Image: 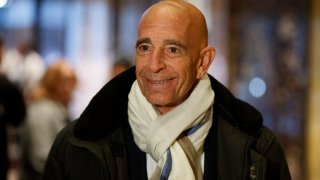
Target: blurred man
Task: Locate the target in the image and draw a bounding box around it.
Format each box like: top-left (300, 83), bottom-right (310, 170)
top-left (43, 1), bottom-right (291, 179)
top-left (111, 58), bottom-right (132, 78)
top-left (0, 37), bottom-right (26, 180)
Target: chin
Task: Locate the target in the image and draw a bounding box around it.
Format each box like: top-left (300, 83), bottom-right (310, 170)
top-left (146, 95), bottom-right (169, 106)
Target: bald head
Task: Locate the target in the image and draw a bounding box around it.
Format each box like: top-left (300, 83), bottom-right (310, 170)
top-left (135, 0), bottom-right (215, 114)
top-left (138, 0), bottom-right (208, 47)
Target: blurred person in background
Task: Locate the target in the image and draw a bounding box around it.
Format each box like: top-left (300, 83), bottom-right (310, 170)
top-left (20, 60), bottom-right (77, 180)
top-left (43, 0), bottom-right (291, 179)
top-left (111, 57), bottom-right (133, 78)
top-left (0, 40), bottom-right (45, 102)
top-left (0, 37), bottom-right (26, 180)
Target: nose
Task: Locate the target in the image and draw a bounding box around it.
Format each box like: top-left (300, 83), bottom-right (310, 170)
top-left (149, 49), bottom-right (166, 73)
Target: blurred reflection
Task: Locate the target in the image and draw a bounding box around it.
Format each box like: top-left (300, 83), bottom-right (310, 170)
top-left (0, 41), bottom-right (45, 102)
top-left (230, 1), bottom-right (308, 179)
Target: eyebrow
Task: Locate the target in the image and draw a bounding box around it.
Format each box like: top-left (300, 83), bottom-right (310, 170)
top-left (135, 38), bottom-right (151, 48)
top-left (163, 39), bottom-right (188, 51)
top-left (135, 38), bottom-right (188, 51)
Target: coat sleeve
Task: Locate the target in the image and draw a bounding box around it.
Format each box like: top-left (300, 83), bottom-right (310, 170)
top-left (42, 121), bottom-right (111, 180)
top-left (42, 124), bottom-right (70, 180)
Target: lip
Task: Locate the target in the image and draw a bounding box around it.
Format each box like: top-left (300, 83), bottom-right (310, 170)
top-left (146, 76), bottom-right (176, 84)
top-left (148, 79), bottom-right (171, 84)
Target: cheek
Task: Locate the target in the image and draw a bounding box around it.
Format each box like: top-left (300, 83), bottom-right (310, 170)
top-left (177, 76), bottom-right (192, 95)
top-left (135, 57), bottom-right (146, 73)
top-left (177, 68), bottom-right (198, 94)
top-left (135, 62), bottom-right (143, 74)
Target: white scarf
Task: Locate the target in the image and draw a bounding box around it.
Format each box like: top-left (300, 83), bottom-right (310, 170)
top-left (128, 74), bottom-right (214, 180)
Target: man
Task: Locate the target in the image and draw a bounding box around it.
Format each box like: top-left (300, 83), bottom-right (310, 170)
top-left (43, 0), bottom-right (291, 179)
top-left (0, 37), bottom-right (26, 180)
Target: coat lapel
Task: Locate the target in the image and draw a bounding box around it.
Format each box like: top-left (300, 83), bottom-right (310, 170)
top-left (203, 112), bottom-right (218, 180)
top-left (123, 120), bottom-right (148, 180)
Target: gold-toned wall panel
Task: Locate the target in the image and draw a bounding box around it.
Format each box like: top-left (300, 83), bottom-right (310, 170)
top-left (307, 0), bottom-right (320, 179)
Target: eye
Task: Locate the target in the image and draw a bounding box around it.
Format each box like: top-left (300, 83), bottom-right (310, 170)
top-left (139, 45), bottom-right (149, 51)
top-left (136, 44), bottom-right (152, 55)
top-left (169, 47), bottom-right (179, 54)
top-left (164, 46), bottom-right (182, 57)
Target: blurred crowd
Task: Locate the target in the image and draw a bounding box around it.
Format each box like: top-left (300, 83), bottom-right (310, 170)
top-left (0, 36), bottom-right (132, 180)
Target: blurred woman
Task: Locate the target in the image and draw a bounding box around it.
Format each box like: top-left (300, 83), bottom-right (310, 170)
top-left (21, 60), bottom-right (77, 180)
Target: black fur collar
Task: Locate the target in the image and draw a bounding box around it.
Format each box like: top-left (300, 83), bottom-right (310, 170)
top-left (74, 67), bottom-right (262, 141)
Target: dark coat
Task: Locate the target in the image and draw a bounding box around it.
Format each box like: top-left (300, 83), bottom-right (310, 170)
top-left (43, 67), bottom-right (291, 180)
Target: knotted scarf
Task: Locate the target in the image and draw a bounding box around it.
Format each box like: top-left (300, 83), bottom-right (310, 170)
top-left (128, 74), bottom-right (214, 180)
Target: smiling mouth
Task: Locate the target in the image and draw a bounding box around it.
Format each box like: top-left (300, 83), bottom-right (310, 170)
top-left (149, 79), bottom-right (169, 84)
top-left (147, 77), bottom-right (175, 84)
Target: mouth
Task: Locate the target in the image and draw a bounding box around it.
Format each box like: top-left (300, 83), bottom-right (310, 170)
top-left (147, 77), bottom-right (176, 85)
top-left (148, 79), bottom-right (171, 84)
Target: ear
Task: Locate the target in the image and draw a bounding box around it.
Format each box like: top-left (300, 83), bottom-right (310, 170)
top-left (196, 46), bottom-right (216, 79)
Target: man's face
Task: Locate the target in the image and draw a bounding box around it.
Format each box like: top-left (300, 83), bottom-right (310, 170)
top-left (135, 9), bottom-right (202, 114)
